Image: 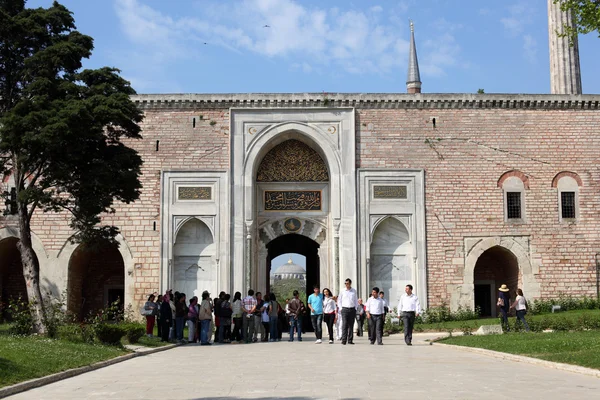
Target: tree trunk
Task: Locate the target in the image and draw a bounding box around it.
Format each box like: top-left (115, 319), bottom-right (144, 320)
top-left (16, 200), bottom-right (46, 334)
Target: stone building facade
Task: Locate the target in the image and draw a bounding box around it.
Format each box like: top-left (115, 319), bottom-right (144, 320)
top-left (1, 2), bottom-right (598, 318)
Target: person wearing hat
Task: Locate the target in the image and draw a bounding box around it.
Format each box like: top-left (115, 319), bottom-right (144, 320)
top-left (497, 284), bottom-right (511, 332)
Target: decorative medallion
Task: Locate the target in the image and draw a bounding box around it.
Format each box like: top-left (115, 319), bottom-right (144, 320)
top-left (248, 127), bottom-right (258, 134)
top-left (327, 125), bottom-right (337, 134)
top-left (256, 139), bottom-right (329, 182)
top-left (373, 185), bottom-right (407, 199)
top-left (264, 190), bottom-right (321, 211)
top-left (178, 186), bottom-right (212, 200)
top-left (283, 218), bottom-right (302, 232)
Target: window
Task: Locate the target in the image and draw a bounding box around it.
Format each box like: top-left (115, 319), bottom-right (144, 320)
top-left (553, 174), bottom-right (580, 222)
top-left (499, 175), bottom-right (527, 223)
top-left (506, 192), bottom-right (521, 219)
top-left (560, 192), bottom-right (576, 219)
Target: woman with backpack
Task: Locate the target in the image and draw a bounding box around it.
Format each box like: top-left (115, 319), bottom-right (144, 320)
top-left (219, 293), bottom-right (233, 343)
top-left (497, 284), bottom-right (511, 332)
top-left (260, 294), bottom-right (271, 342)
top-left (510, 288), bottom-right (530, 332)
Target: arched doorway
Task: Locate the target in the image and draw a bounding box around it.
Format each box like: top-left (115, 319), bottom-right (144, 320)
top-left (369, 218), bottom-right (412, 308)
top-left (67, 241), bottom-right (124, 320)
top-left (173, 218), bottom-right (215, 299)
top-left (266, 234), bottom-right (319, 332)
top-left (473, 246), bottom-right (519, 317)
top-left (0, 237), bottom-right (29, 320)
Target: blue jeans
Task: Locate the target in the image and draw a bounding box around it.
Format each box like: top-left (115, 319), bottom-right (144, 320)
top-left (176, 317), bottom-right (184, 340)
top-left (289, 316), bottom-right (302, 341)
top-left (516, 310), bottom-right (530, 331)
top-left (311, 314), bottom-right (323, 340)
top-left (200, 320), bottom-right (211, 344)
top-left (269, 316), bottom-right (278, 341)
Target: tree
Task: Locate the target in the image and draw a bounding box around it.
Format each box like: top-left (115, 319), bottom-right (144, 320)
top-left (554, 0), bottom-right (600, 40)
top-left (477, 89), bottom-right (485, 94)
top-left (0, 1), bottom-right (143, 333)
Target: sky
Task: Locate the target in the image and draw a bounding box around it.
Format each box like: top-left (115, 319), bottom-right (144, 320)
top-left (27, 0), bottom-right (600, 94)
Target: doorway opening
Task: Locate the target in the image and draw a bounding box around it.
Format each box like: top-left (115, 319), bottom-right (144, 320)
top-left (266, 234), bottom-right (319, 332)
top-left (0, 238), bottom-right (30, 321)
top-left (474, 246), bottom-right (519, 317)
top-left (67, 241), bottom-right (125, 321)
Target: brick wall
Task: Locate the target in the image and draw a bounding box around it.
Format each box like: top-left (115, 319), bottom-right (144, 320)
top-left (2, 102), bottom-right (599, 311)
top-left (356, 108), bottom-right (600, 305)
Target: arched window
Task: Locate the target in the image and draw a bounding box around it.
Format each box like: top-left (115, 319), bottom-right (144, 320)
top-left (552, 172), bottom-right (582, 222)
top-left (498, 171), bottom-right (528, 223)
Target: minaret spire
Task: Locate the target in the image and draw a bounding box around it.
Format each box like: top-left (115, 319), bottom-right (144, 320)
top-left (406, 20), bottom-right (422, 94)
top-left (547, 0), bottom-right (582, 94)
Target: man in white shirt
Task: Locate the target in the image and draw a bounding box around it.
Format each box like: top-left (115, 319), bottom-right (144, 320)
top-left (397, 284), bottom-right (421, 346)
top-left (337, 278), bottom-right (358, 345)
top-left (365, 287), bottom-right (386, 345)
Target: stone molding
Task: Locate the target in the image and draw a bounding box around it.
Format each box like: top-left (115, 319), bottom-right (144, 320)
top-left (551, 171), bottom-right (583, 187)
top-left (132, 93), bottom-right (600, 110)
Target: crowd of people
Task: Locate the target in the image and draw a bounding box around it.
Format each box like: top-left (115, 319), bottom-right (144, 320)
top-left (141, 278), bottom-right (423, 346)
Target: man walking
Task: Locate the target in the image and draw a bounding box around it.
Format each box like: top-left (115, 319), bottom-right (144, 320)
top-left (242, 289), bottom-right (257, 344)
top-left (288, 290), bottom-right (304, 342)
top-left (307, 285), bottom-right (324, 344)
top-left (379, 291), bottom-right (389, 318)
top-left (338, 278), bottom-right (358, 345)
top-left (365, 287), bottom-right (385, 345)
top-left (397, 284), bottom-right (420, 346)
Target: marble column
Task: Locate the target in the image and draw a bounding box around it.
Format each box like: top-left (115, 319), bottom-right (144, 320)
top-left (548, 0), bottom-right (582, 94)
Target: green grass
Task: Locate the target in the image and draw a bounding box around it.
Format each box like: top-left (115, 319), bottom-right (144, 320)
top-left (0, 328), bottom-right (128, 388)
top-left (440, 330), bottom-right (600, 370)
top-left (415, 309), bottom-right (600, 332)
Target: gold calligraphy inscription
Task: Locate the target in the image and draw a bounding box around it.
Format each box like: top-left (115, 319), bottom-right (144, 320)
top-left (178, 186), bottom-right (212, 200)
top-left (373, 186), bottom-right (407, 199)
top-left (264, 191), bottom-right (321, 211)
top-left (256, 139), bottom-right (329, 182)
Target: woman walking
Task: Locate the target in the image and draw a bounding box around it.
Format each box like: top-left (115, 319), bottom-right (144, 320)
top-left (231, 292), bottom-right (243, 343)
top-left (269, 293), bottom-right (279, 342)
top-left (199, 291), bottom-right (213, 345)
top-left (510, 288), bottom-right (530, 332)
top-left (322, 288), bottom-right (336, 344)
top-left (144, 294), bottom-right (157, 337)
top-left (497, 284), bottom-right (511, 332)
top-left (188, 296), bottom-right (199, 342)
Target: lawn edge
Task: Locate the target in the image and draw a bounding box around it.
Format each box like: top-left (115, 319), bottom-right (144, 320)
top-left (435, 342), bottom-right (600, 378)
top-left (0, 343), bottom-right (180, 398)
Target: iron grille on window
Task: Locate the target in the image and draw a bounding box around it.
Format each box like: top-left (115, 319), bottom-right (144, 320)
top-left (561, 192), bottom-right (576, 219)
top-left (506, 192), bottom-right (521, 219)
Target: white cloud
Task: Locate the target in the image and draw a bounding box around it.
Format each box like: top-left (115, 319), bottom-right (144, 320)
top-left (523, 34), bottom-right (537, 64)
top-left (113, 0), bottom-right (412, 76)
top-left (500, 4), bottom-right (534, 36)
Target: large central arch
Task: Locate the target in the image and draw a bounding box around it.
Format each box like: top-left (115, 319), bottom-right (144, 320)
top-left (230, 109), bottom-right (356, 296)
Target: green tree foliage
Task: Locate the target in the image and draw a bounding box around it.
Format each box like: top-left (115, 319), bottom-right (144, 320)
top-left (0, 1), bottom-right (143, 333)
top-left (271, 279), bottom-right (307, 305)
top-left (554, 0), bottom-right (600, 40)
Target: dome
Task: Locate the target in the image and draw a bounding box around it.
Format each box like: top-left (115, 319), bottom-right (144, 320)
top-left (272, 258), bottom-right (306, 280)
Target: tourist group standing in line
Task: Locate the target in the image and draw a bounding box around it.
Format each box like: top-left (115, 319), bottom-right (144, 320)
top-left (142, 279), bottom-right (423, 346)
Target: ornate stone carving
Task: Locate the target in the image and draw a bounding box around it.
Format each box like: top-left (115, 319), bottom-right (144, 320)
top-left (283, 218), bottom-right (302, 232)
top-left (264, 190), bottom-right (321, 211)
top-left (256, 139), bottom-right (329, 182)
top-left (178, 186), bottom-right (212, 200)
top-left (373, 185), bottom-right (407, 199)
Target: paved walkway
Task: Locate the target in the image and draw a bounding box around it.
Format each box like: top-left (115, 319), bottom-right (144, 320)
top-left (7, 333), bottom-right (599, 400)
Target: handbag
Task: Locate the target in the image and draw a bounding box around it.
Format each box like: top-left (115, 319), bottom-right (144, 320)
top-left (496, 298), bottom-right (504, 307)
top-left (140, 306), bottom-right (153, 316)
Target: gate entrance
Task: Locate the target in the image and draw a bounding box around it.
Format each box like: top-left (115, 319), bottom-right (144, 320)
top-left (266, 234), bottom-right (319, 332)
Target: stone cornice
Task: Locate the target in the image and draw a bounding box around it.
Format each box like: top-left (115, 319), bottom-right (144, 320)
top-left (131, 93), bottom-right (600, 110)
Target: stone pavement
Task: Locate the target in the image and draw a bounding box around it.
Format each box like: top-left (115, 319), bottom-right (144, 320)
top-left (7, 333), bottom-right (599, 400)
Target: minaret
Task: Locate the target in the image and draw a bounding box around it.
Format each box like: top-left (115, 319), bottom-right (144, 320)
top-left (548, 0), bottom-right (582, 94)
top-left (406, 20), bottom-right (422, 94)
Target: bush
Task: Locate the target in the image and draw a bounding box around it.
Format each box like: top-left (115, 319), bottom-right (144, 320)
top-left (94, 323), bottom-right (126, 345)
top-left (123, 323), bottom-right (145, 344)
top-left (58, 323), bottom-right (95, 343)
top-left (529, 295), bottom-right (599, 315)
top-left (6, 296), bottom-right (33, 336)
top-left (420, 302), bottom-right (479, 323)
